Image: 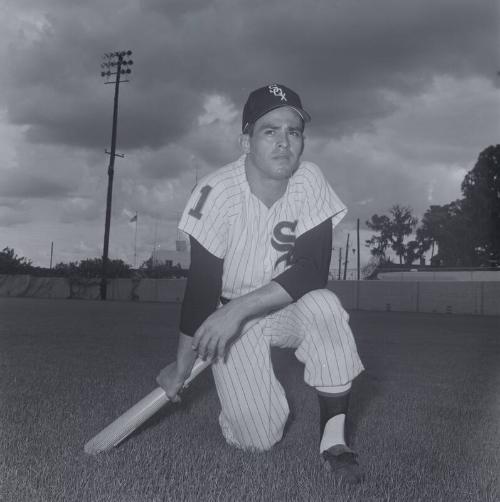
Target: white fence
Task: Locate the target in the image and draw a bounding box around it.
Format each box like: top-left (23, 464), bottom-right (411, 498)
top-left (329, 280), bottom-right (500, 316)
top-left (1, 275), bottom-right (499, 316)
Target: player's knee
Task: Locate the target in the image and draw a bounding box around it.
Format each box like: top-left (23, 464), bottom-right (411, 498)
top-left (226, 426), bottom-right (282, 452)
top-left (241, 435), bottom-right (279, 452)
top-left (300, 288), bottom-right (347, 320)
top-left (220, 408), bottom-right (286, 452)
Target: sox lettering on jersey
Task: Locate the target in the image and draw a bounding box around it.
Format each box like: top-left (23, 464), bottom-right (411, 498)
top-left (271, 220), bottom-right (298, 269)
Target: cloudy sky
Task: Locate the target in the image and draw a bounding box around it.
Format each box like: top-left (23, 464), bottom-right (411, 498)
top-left (1, 0), bottom-right (498, 270)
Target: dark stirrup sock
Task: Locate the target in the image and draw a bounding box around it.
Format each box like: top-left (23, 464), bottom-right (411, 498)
top-left (318, 392), bottom-right (350, 434)
top-left (318, 391), bottom-right (351, 451)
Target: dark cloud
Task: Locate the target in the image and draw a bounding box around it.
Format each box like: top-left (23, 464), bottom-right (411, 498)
top-left (0, 171), bottom-right (72, 198)
top-left (139, 145), bottom-right (193, 179)
top-left (0, 210), bottom-right (31, 227)
top-left (2, 0), bottom-right (496, 153)
top-left (10, 81), bottom-right (202, 150)
top-left (143, 0), bottom-right (213, 18)
top-left (59, 196), bottom-right (101, 223)
top-left (1, 0), bottom-right (497, 267)
top-left (0, 198), bottom-right (30, 227)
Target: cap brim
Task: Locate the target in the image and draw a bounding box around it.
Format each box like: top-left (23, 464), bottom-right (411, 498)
top-left (289, 106), bottom-right (311, 123)
top-left (243, 104), bottom-right (311, 133)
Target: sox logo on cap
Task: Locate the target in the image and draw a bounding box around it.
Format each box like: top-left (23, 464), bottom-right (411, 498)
top-left (268, 84), bottom-right (287, 101)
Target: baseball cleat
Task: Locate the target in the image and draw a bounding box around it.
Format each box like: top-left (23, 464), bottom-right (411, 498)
top-left (322, 444), bottom-right (364, 485)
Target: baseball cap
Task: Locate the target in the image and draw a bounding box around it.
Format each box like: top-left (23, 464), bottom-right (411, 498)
top-left (242, 83), bottom-right (311, 133)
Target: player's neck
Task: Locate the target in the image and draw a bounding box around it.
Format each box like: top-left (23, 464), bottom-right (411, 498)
top-left (245, 166), bottom-right (288, 209)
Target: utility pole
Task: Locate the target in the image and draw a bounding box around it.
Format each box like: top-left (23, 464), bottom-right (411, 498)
top-left (357, 218), bottom-right (360, 280)
top-left (337, 248), bottom-right (342, 280)
top-left (132, 213), bottom-right (138, 269)
top-left (152, 219), bottom-right (158, 266)
top-left (343, 233), bottom-right (350, 280)
top-left (49, 242), bottom-right (54, 269)
top-left (99, 50), bottom-right (133, 300)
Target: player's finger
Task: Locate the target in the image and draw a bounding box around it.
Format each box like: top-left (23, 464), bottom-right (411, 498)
top-left (156, 375), bottom-right (181, 402)
top-left (170, 394), bottom-right (182, 403)
top-left (195, 332), bottom-right (210, 360)
top-left (192, 325), bottom-right (206, 352)
top-left (223, 339), bottom-right (233, 363)
top-left (217, 337), bottom-right (227, 361)
top-left (203, 335), bottom-right (218, 362)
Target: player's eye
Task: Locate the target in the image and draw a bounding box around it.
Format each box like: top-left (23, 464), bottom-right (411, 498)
top-left (264, 129), bottom-right (275, 135)
top-left (289, 130), bottom-right (302, 138)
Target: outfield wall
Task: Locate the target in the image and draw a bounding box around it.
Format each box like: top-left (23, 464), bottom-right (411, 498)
top-left (328, 280), bottom-right (500, 316)
top-left (0, 275), bottom-right (499, 316)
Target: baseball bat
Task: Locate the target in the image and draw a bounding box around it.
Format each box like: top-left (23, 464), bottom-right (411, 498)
top-left (84, 358), bottom-right (210, 455)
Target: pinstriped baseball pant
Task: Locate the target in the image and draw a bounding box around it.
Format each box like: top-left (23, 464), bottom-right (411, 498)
top-left (211, 289), bottom-right (364, 451)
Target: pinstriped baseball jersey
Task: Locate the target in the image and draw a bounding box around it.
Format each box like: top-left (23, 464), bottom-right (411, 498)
top-left (178, 153), bottom-right (364, 451)
top-left (178, 154), bottom-right (346, 297)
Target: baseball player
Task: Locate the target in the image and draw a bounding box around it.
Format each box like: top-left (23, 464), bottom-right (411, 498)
top-left (157, 84), bottom-right (364, 484)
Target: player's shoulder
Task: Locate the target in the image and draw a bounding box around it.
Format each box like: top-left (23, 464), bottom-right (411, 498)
top-left (189, 156), bottom-right (245, 211)
top-left (293, 161), bottom-right (329, 189)
top-left (195, 157), bottom-right (245, 195)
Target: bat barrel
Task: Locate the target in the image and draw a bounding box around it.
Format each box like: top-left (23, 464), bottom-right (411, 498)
top-left (84, 359), bottom-right (210, 455)
top-left (84, 387), bottom-right (169, 454)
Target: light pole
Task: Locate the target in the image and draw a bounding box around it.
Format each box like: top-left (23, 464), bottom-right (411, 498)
top-left (99, 50), bottom-right (133, 300)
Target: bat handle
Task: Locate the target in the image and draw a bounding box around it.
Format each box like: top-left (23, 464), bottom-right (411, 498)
top-left (183, 358), bottom-right (212, 387)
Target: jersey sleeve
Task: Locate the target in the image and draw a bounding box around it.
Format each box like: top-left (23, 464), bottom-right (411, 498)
top-left (179, 237), bottom-right (223, 336)
top-left (178, 180), bottom-right (229, 259)
top-left (273, 218), bottom-right (332, 301)
top-left (295, 163), bottom-right (347, 238)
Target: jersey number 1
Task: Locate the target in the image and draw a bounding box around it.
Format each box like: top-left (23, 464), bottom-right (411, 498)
top-left (188, 185), bottom-right (212, 219)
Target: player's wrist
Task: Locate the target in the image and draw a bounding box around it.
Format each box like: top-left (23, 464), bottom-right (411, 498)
top-left (229, 282), bottom-right (292, 321)
top-left (223, 298), bottom-right (250, 326)
top-left (176, 332), bottom-right (198, 378)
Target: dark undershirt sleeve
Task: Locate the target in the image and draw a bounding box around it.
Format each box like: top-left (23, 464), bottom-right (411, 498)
top-left (272, 218), bottom-right (332, 301)
top-left (179, 236), bottom-right (223, 337)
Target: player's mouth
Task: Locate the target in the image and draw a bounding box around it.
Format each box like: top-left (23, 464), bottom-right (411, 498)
top-left (272, 152), bottom-right (291, 160)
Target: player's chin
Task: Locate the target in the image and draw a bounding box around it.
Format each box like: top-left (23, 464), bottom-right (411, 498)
top-left (272, 161), bottom-right (298, 179)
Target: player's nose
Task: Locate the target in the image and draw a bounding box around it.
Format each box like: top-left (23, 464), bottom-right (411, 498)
top-left (276, 131), bottom-right (290, 149)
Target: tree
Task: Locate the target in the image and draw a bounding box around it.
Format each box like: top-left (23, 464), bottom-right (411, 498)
top-left (361, 256), bottom-right (383, 280)
top-left (460, 144), bottom-right (500, 266)
top-left (364, 214), bottom-right (392, 262)
top-left (0, 247), bottom-right (32, 274)
top-left (53, 261), bottom-right (79, 277)
top-left (418, 202), bottom-right (477, 267)
top-left (139, 257), bottom-right (187, 278)
top-left (53, 258), bottom-right (131, 278)
top-left (365, 205), bottom-right (419, 265)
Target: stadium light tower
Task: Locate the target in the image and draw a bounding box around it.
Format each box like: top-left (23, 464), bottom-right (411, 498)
top-left (99, 50), bottom-right (133, 300)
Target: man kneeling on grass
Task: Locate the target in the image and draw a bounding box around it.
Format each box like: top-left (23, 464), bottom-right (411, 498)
top-left (157, 84), bottom-right (365, 485)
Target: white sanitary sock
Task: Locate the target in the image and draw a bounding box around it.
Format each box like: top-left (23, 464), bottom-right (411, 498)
top-left (319, 413), bottom-right (346, 453)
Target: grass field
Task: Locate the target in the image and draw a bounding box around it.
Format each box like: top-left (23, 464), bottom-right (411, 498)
top-left (0, 297), bottom-right (499, 502)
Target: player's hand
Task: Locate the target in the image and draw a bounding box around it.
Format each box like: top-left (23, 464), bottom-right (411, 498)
top-left (156, 361), bottom-right (187, 403)
top-left (192, 304), bottom-right (243, 362)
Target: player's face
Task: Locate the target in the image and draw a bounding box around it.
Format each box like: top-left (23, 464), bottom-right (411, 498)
top-left (243, 107), bottom-right (305, 181)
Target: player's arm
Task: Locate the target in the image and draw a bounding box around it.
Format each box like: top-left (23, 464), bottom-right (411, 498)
top-left (156, 236), bottom-right (223, 400)
top-left (192, 218), bottom-right (332, 361)
top-left (192, 280), bottom-right (293, 362)
top-left (272, 216), bottom-right (332, 300)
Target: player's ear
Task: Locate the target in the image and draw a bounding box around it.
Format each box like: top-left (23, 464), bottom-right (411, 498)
top-left (239, 134), bottom-right (250, 154)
